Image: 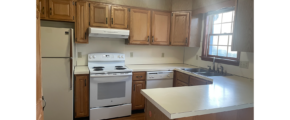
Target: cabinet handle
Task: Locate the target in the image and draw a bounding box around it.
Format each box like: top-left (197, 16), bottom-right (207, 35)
top-left (50, 8), bottom-right (52, 15)
top-left (85, 32), bottom-right (87, 39)
top-left (147, 36), bottom-right (149, 42)
top-left (111, 18), bottom-right (113, 24)
top-left (42, 96), bottom-right (46, 111)
top-left (85, 79), bottom-right (86, 86)
top-left (185, 38), bottom-right (188, 43)
top-left (42, 7), bottom-right (44, 14)
top-left (134, 84), bottom-right (136, 91)
top-left (152, 36), bottom-right (154, 42)
top-left (106, 18), bottom-right (107, 24)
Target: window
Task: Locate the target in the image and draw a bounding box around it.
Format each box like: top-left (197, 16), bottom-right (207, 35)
top-left (201, 7), bottom-right (240, 66)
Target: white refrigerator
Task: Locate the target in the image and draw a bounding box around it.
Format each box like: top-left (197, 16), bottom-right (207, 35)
top-left (41, 27), bottom-right (75, 120)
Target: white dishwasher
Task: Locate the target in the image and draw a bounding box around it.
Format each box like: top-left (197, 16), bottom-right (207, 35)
top-left (146, 71), bottom-right (174, 89)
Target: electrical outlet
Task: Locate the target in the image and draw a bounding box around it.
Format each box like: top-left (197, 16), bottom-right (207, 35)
top-left (162, 53), bottom-right (164, 57)
top-left (78, 52), bottom-right (82, 58)
top-left (130, 52), bottom-right (133, 57)
top-left (239, 61), bottom-right (249, 69)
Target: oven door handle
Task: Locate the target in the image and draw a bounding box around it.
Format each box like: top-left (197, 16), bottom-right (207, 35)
top-left (90, 74), bottom-right (132, 78)
top-left (90, 78), bottom-right (132, 83)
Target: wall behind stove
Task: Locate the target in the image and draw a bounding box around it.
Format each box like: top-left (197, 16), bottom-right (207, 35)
top-left (75, 38), bottom-right (185, 65)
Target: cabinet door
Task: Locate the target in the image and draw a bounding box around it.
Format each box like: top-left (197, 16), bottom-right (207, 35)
top-left (232, 0), bottom-right (253, 52)
top-left (189, 76), bottom-right (208, 86)
top-left (48, 0), bottom-right (75, 21)
top-left (74, 75), bottom-right (89, 118)
top-left (151, 11), bottom-right (171, 45)
top-left (40, 0), bottom-right (48, 19)
top-left (132, 81), bottom-right (146, 110)
top-left (170, 12), bottom-right (190, 46)
top-left (111, 6), bottom-right (128, 29)
top-left (175, 80), bottom-right (188, 87)
top-left (90, 3), bottom-right (110, 27)
top-left (76, 2), bottom-right (89, 43)
top-left (129, 9), bottom-right (151, 44)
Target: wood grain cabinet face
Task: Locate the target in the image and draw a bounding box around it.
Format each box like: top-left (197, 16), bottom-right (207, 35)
top-left (151, 11), bottom-right (171, 45)
top-left (74, 75), bottom-right (89, 118)
top-left (132, 72), bottom-right (146, 81)
top-left (189, 76), bottom-right (208, 86)
top-left (111, 6), bottom-right (128, 29)
top-left (90, 3), bottom-right (110, 27)
top-left (132, 81), bottom-right (146, 110)
top-left (76, 2), bottom-right (89, 43)
top-left (170, 12), bottom-right (190, 46)
top-left (48, 0), bottom-right (75, 21)
top-left (129, 9), bottom-right (151, 44)
top-left (40, 0), bottom-right (48, 19)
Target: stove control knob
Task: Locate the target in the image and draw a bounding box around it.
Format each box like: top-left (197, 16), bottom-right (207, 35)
top-left (118, 55), bottom-right (121, 58)
top-left (121, 56), bottom-right (123, 58)
top-left (89, 56), bottom-right (91, 59)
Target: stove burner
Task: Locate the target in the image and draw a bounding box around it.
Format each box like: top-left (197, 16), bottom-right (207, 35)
top-left (94, 68), bottom-right (103, 71)
top-left (116, 67), bottom-right (126, 70)
top-left (93, 66), bottom-right (104, 69)
top-left (115, 66), bottom-right (123, 68)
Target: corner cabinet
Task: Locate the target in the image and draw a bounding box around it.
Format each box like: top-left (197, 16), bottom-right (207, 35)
top-left (151, 11), bottom-right (171, 45)
top-left (173, 71), bottom-right (212, 87)
top-left (132, 72), bottom-right (146, 110)
top-left (75, 1), bottom-right (89, 43)
top-left (232, 0), bottom-right (254, 52)
top-left (89, 3), bottom-right (110, 28)
top-left (74, 75), bottom-right (89, 118)
top-left (129, 9), bottom-right (151, 45)
top-left (170, 12), bottom-right (190, 46)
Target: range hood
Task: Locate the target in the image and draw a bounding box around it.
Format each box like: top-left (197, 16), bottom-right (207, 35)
top-left (88, 27), bottom-right (129, 39)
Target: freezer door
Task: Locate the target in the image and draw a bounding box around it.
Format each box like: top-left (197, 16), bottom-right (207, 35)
top-left (41, 27), bottom-right (71, 57)
top-left (42, 58), bottom-right (72, 120)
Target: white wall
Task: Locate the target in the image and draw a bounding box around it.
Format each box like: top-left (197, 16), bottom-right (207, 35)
top-left (76, 37), bottom-right (185, 65)
top-left (183, 14), bottom-right (254, 79)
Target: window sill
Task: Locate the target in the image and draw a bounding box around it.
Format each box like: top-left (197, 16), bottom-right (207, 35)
top-left (200, 56), bottom-right (239, 66)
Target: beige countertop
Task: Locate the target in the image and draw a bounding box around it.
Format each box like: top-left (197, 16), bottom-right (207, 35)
top-left (125, 64), bottom-right (199, 71)
top-left (74, 66), bottom-right (89, 75)
top-left (141, 75), bottom-right (253, 119)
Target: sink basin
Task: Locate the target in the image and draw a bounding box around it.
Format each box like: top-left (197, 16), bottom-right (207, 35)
top-left (182, 68), bottom-right (208, 73)
top-left (195, 72), bottom-right (226, 76)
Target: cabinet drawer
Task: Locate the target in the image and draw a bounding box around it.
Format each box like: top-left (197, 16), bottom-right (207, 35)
top-left (176, 71), bottom-right (189, 84)
top-left (132, 72), bottom-right (146, 81)
top-left (189, 76), bottom-right (208, 86)
top-left (175, 80), bottom-right (188, 87)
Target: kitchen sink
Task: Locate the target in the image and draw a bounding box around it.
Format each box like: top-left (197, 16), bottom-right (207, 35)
top-left (182, 68), bottom-right (208, 73)
top-left (181, 68), bottom-right (230, 76)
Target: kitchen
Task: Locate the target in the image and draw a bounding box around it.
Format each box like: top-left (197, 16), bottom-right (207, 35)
top-left (4, 0), bottom-right (281, 120)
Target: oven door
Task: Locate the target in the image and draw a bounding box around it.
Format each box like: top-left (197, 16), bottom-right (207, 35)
top-left (90, 74), bottom-right (132, 108)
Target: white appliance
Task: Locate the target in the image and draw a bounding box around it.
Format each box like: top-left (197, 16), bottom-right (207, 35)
top-left (146, 71), bottom-right (174, 89)
top-left (88, 53), bottom-right (132, 120)
top-left (88, 27), bottom-right (129, 38)
top-left (41, 27), bottom-right (75, 120)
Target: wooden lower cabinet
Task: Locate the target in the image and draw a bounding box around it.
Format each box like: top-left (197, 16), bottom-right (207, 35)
top-left (74, 74), bottom-right (89, 118)
top-left (174, 71), bottom-right (212, 87)
top-left (132, 80), bottom-right (146, 110)
top-left (145, 100), bottom-right (253, 120)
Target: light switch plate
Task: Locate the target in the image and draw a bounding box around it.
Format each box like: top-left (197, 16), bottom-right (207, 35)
top-left (130, 52), bottom-right (133, 57)
top-left (162, 53), bottom-right (164, 57)
top-left (78, 52), bottom-right (82, 58)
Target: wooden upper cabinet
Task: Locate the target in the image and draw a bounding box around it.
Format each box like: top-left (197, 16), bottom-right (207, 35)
top-left (132, 81), bottom-right (146, 110)
top-left (129, 9), bottom-right (151, 44)
top-left (170, 12), bottom-right (190, 46)
top-left (90, 3), bottom-right (110, 27)
top-left (48, 0), bottom-right (75, 21)
top-left (74, 75), bottom-right (89, 118)
top-left (111, 6), bottom-right (128, 29)
top-left (151, 11), bottom-right (171, 45)
top-left (76, 1), bottom-right (89, 43)
top-left (232, 0), bottom-right (254, 52)
top-left (40, 0), bottom-right (48, 19)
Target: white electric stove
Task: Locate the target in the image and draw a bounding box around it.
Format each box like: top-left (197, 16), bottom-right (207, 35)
top-left (88, 53), bottom-right (132, 120)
